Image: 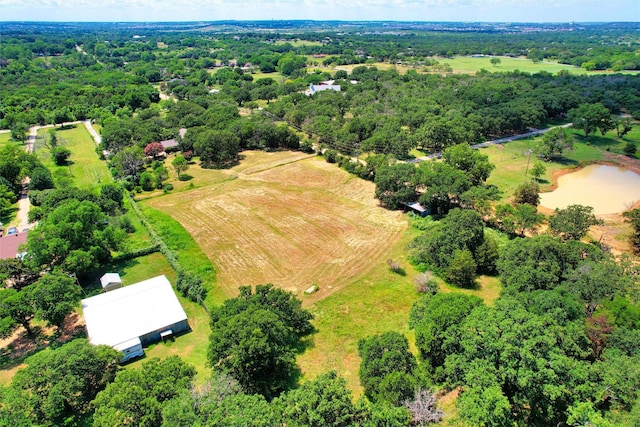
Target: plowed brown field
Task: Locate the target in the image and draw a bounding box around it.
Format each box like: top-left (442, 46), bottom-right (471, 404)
top-left (143, 151), bottom-right (408, 303)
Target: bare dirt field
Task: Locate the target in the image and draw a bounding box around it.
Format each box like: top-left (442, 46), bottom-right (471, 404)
top-left (143, 151), bottom-right (408, 303)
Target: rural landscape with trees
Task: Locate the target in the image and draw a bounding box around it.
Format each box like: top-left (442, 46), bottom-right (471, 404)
top-left (1, 19), bottom-right (640, 426)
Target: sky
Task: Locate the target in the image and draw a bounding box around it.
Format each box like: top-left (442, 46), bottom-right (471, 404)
top-left (0, 0), bottom-right (638, 23)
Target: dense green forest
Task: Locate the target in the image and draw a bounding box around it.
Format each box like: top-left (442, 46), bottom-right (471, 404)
top-left (1, 21), bottom-right (640, 426)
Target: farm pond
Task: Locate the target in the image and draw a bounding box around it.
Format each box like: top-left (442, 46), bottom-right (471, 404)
top-left (540, 164), bottom-right (640, 215)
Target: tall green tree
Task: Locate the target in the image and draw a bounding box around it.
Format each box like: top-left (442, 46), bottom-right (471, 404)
top-left (442, 143), bottom-right (495, 186)
top-left (374, 163), bottom-right (417, 210)
top-left (275, 371), bottom-right (364, 427)
top-left (445, 249), bottom-right (477, 288)
top-left (28, 272), bottom-right (81, 328)
top-left (358, 331), bottom-right (417, 404)
top-left (446, 300), bottom-right (592, 426)
top-left (171, 154), bottom-right (189, 180)
top-left (416, 161), bottom-right (471, 215)
top-left (208, 284), bottom-right (314, 398)
top-left (193, 129), bottom-right (241, 168)
top-left (93, 356), bottom-right (196, 427)
top-left (549, 204), bottom-right (603, 241)
top-left (410, 208), bottom-right (485, 273)
top-left (409, 293), bottom-right (483, 378)
top-left (541, 127), bottom-right (574, 159)
top-left (569, 103), bottom-right (614, 139)
top-left (26, 199), bottom-right (125, 274)
top-left (0, 339), bottom-right (120, 426)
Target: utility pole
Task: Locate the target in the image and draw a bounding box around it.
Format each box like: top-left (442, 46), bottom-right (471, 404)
top-left (524, 149), bottom-right (533, 176)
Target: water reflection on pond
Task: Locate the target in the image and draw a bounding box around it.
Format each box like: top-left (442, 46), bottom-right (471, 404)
top-left (539, 164), bottom-right (640, 215)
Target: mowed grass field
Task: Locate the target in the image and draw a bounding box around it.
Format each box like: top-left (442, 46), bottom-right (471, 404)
top-left (436, 55), bottom-right (586, 74)
top-left (143, 151), bottom-right (408, 303)
top-left (142, 150), bottom-right (505, 394)
top-left (333, 56), bottom-right (640, 76)
top-left (35, 124), bottom-right (112, 190)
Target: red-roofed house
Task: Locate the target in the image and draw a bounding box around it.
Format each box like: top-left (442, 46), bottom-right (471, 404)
top-left (0, 232), bottom-right (28, 259)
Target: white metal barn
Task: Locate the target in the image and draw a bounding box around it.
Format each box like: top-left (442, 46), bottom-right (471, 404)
top-left (81, 275), bottom-right (189, 362)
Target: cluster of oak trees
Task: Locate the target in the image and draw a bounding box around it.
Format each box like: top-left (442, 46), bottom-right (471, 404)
top-left (4, 226), bottom-right (637, 427)
top-left (0, 285), bottom-right (437, 427)
top-left (0, 183), bottom-right (129, 339)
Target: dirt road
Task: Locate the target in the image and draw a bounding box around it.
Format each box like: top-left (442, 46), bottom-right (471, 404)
top-left (411, 123), bottom-right (574, 162)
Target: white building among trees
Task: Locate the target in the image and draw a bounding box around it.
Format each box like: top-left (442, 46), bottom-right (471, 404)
top-left (82, 275), bottom-right (189, 362)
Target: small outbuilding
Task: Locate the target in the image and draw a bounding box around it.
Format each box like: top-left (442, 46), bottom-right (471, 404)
top-left (402, 201), bottom-right (430, 217)
top-left (100, 273), bottom-right (122, 292)
top-left (82, 275), bottom-right (189, 362)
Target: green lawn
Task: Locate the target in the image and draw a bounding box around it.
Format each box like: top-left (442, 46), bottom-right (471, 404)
top-left (437, 55), bottom-right (587, 75)
top-left (276, 39), bottom-right (323, 47)
top-left (0, 131), bottom-right (16, 147)
top-left (297, 214), bottom-right (503, 396)
top-left (484, 124), bottom-right (640, 202)
top-left (35, 124), bottom-right (112, 190)
top-left (78, 252), bottom-right (212, 386)
top-left (137, 205), bottom-right (221, 306)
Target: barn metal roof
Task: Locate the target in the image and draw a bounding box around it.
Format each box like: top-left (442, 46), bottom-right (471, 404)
top-left (81, 275), bottom-right (187, 348)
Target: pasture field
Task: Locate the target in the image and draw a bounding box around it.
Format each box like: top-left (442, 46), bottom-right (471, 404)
top-left (143, 151), bottom-right (408, 302)
top-left (35, 124), bottom-right (112, 190)
top-left (333, 56), bottom-right (640, 76)
top-left (436, 55), bottom-right (585, 74)
top-left (276, 39), bottom-right (323, 47)
top-left (143, 150), bottom-right (505, 394)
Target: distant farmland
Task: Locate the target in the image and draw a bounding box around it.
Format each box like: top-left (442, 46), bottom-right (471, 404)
top-left (143, 151), bottom-right (408, 303)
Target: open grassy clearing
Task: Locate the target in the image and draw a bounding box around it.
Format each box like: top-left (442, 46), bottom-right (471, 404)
top-left (297, 225), bottom-right (420, 395)
top-left (142, 150), bottom-right (505, 395)
top-left (143, 151), bottom-right (408, 303)
top-left (0, 131), bottom-right (15, 147)
top-left (139, 206), bottom-right (220, 305)
top-left (276, 39), bottom-right (323, 47)
top-left (35, 124), bottom-right (112, 190)
top-left (484, 126), bottom-right (639, 201)
top-left (435, 55), bottom-right (586, 74)
top-left (334, 56), bottom-right (640, 76)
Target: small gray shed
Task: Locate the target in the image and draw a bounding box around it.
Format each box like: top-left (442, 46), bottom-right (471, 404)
top-left (100, 273), bottom-right (122, 292)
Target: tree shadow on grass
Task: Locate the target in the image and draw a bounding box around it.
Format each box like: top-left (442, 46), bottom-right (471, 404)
top-left (550, 156), bottom-right (579, 166)
top-left (294, 335), bottom-right (316, 355)
top-left (580, 134), bottom-right (619, 149)
top-left (0, 313), bottom-right (87, 372)
top-left (79, 258), bottom-right (142, 295)
top-left (178, 174), bottom-right (193, 181)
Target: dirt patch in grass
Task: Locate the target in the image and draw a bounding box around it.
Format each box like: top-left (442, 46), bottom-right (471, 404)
top-left (144, 151), bottom-right (407, 303)
top-left (0, 312), bottom-right (86, 385)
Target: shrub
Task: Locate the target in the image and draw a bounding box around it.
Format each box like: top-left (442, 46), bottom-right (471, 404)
top-left (30, 167), bottom-right (55, 191)
top-left (324, 149), bottom-right (338, 163)
top-left (414, 271), bottom-right (438, 295)
top-left (139, 172), bottom-right (155, 191)
top-left (623, 142), bottom-right (637, 157)
top-left (52, 147), bottom-right (71, 165)
top-left (299, 140), bottom-right (314, 153)
top-left (176, 270), bottom-right (207, 303)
